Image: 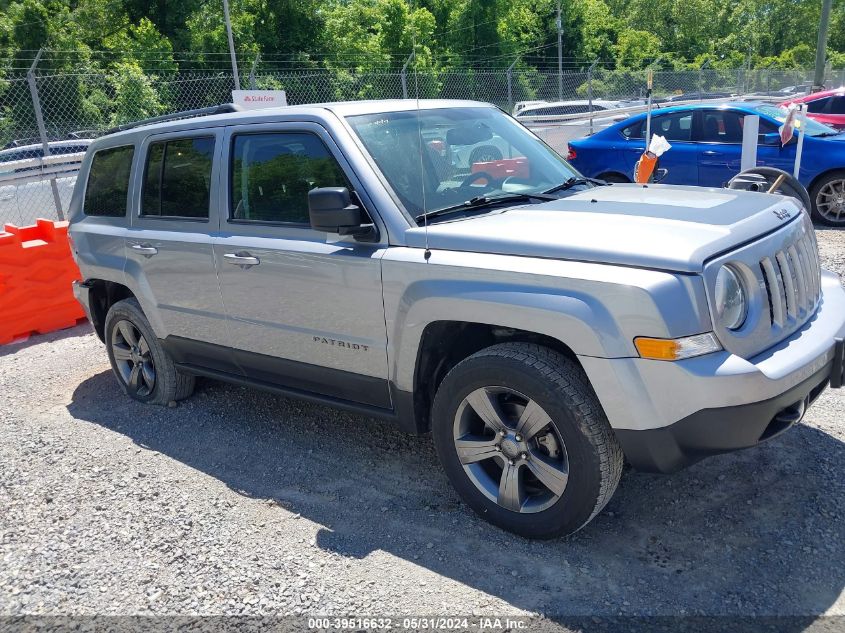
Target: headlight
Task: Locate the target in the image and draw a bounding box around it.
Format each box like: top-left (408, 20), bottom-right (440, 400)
top-left (715, 265), bottom-right (747, 330)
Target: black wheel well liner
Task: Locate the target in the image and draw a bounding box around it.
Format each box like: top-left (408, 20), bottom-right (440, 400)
top-left (410, 321), bottom-right (579, 433)
top-left (85, 280), bottom-right (136, 342)
top-left (596, 170), bottom-right (631, 182)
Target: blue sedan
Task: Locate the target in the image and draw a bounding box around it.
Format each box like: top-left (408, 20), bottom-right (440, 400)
top-left (567, 102), bottom-right (845, 226)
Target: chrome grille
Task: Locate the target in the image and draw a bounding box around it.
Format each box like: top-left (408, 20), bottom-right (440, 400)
top-left (759, 228), bottom-right (821, 329)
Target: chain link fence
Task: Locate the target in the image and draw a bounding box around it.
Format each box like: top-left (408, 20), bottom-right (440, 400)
top-left (2, 64), bottom-right (844, 225)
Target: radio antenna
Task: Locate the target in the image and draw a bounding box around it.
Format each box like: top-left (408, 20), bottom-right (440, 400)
top-left (410, 13), bottom-right (431, 261)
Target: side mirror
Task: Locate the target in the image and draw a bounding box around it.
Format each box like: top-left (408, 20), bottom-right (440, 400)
top-left (308, 187), bottom-right (377, 241)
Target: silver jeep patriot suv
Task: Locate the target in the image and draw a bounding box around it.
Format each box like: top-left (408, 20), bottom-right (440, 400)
top-left (69, 100), bottom-right (845, 538)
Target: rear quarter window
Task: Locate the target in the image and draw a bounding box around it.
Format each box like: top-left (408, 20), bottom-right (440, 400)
top-left (621, 120), bottom-right (643, 138)
top-left (83, 145), bottom-right (135, 217)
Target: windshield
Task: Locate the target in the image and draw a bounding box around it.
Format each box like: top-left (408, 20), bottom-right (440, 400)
top-left (346, 106), bottom-right (581, 222)
top-left (753, 104), bottom-right (838, 137)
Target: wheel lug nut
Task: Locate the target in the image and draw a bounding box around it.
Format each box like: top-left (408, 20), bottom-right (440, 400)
top-left (521, 452), bottom-right (528, 460)
top-left (508, 459), bottom-right (514, 466)
top-left (499, 430), bottom-right (506, 437)
top-left (494, 445), bottom-right (501, 451)
top-left (515, 434), bottom-right (522, 441)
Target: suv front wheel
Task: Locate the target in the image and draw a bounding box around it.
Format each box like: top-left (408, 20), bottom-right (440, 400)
top-left (431, 343), bottom-right (623, 539)
top-left (104, 298), bottom-right (195, 405)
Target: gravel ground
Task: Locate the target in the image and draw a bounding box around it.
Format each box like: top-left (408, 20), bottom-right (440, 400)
top-left (1, 229), bottom-right (844, 626)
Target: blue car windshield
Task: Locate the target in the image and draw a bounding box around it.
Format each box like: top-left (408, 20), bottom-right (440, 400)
top-left (753, 104), bottom-right (837, 137)
top-left (346, 107), bottom-right (580, 219)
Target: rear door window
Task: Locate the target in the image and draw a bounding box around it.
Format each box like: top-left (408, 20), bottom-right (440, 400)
top-left (624, 112), bottom-right (693, 141)
top-left (142, 137), bottom-right (215, 219)
top-left (653, 112), bottom-right (694, 141)
top-left (83, 145), bottom-right (135, 217)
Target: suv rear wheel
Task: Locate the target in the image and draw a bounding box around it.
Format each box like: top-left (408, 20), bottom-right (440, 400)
top-left (431, 343), bottom-right (623, 539)
top-left (104, 298), bottom-right (195, 405)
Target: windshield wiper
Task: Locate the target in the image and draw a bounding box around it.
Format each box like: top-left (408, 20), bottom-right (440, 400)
top-left (414, 192), bottom-right (558, 223)
top-left (543, 176), bottom-right (608, 195)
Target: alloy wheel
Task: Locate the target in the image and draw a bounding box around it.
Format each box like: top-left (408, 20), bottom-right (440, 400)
top-left (110, 320), bottom-right (156, 397)
top-left (452, 386), bottom-right (569, 513)
top-left (816, 178), bottom-right (845, 224)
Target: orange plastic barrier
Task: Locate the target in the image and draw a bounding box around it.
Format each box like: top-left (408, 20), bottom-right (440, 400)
top-left (0, 219), bottom-right (86, 345)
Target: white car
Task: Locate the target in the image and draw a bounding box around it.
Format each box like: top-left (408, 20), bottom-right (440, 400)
top-left (0, 139), bottom-right (92, 175)
top-left (514, 100), bottom-right (624, 120)
top-left (512, 100), bottom-right (548, 116)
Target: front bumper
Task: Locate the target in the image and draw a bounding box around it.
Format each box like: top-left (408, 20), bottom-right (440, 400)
top-left (580, 270), bottom-right (845, 473)
top-left (614, 363), bottom-right (831, 472)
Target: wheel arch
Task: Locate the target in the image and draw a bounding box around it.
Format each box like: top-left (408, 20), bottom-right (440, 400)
top-left (807, 167), bottom-right (845, 197)
top-left (596, 170), bottom-right (631, 183)
top-left (84, 279), bottom-right (137, 342)
top-left (404, 320), bottom-right (586, 434)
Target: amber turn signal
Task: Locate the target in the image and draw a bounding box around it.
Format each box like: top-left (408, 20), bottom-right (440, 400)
top-left (635, 333), bottom-right (722, 361)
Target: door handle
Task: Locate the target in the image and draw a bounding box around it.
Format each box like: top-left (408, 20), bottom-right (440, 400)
top-left (702, 150), bottom-right (721, 156)
top-left (223, 252), bottom-right (260, 268)
top-left (130, 244), bottom-right (158, 257)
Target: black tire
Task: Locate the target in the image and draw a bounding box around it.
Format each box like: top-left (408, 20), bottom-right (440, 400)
top-left (469, 145), bottom-right (502, 165)
top-left (727, 166), bottom-right (813, 217)
top-left (596, 172), bottom-right (630, 183)
top-left (809, 170), bottom-right (845, 227)
top-left (104, 298), bottom-right (195, 405)
top-left (431, 343), bottom-right (623, 539)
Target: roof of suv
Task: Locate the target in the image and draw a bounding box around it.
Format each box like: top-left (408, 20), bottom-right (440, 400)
top-left (98, 99), bottom-right (495, 145)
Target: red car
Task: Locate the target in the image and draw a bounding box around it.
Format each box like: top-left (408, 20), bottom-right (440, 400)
top-left (781, 88), bottom-right (845, 130)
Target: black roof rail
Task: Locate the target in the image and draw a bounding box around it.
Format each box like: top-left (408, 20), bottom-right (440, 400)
top-left (104, 103), bottom-right (244, 136)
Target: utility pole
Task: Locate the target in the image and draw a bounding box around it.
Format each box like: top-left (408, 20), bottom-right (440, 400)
top-left (556, 1), bottom-right (563, 101)
top-left (222, 0), bottom-right (241, 90)
top-left (813, 0), bottom-right (833, 91)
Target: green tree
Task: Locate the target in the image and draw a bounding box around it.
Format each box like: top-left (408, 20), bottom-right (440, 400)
top-left (615, 28), bottom-right (661, 69)
top-left (577, 0), bottom-right (619, 62)
top-left (104, 18), bottom-right (177, 74)
top-left (109, 61), bottom-right (164, 125)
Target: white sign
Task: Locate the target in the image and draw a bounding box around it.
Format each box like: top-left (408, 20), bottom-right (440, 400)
top-left (232, 90), bottom-right (288, 110)
top-left (740, 114), bottom-right (759, 172)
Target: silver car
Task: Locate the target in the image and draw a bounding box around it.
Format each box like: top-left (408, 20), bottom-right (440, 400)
top-left (68, 100), bottom-right (845, 539)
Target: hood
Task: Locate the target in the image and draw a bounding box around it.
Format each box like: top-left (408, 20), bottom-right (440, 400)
top-left (404, 184), bottom-right (803, 273)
